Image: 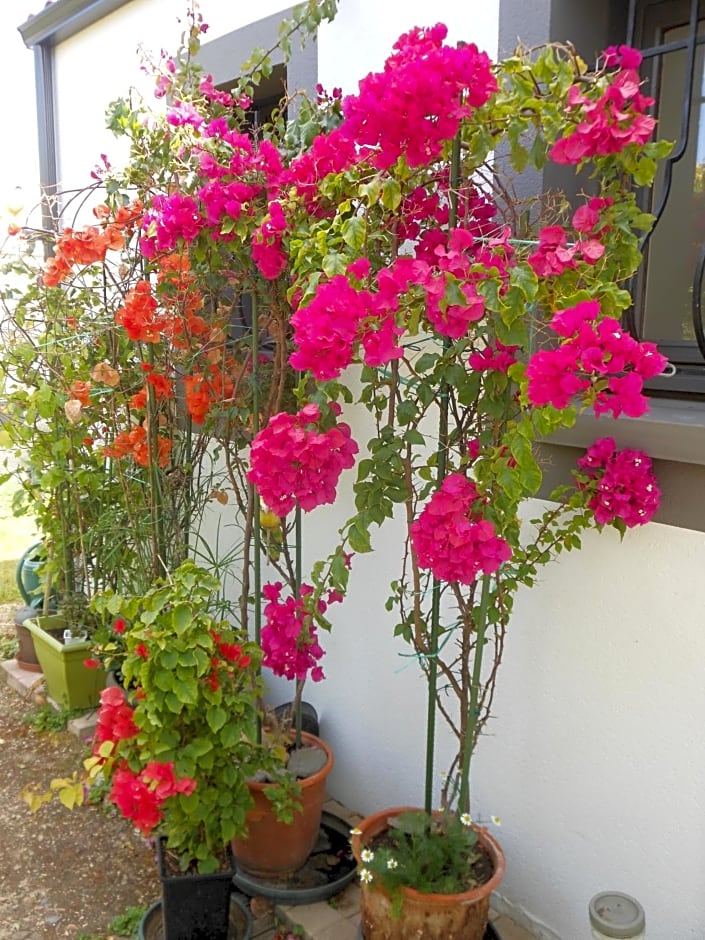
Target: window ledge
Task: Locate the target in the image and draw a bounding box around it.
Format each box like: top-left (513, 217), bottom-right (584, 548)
top-left (547, 399), bottom-right (705, 467)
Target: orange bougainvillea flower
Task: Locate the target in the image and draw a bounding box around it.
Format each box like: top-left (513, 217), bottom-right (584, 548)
top-left (183, 364), bottom-right (234, 424)
top-left (42, 200), bottom-right (144, 288)
top-left (69, 380), bottom-right (91, 407)
top-left (129, 388), bottom-right (148, 411)
top-left (146, 372), bottom-right (174, 400)
top-left (103, 425), bottom-right (172, 468)
top-left (42, 253), bottom-right (73, 287)
top-left (115, 280), bottom-right (166, 343)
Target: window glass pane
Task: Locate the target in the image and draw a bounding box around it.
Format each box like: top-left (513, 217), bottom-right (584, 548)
top-left (643, 21), bottom-right (705, 348)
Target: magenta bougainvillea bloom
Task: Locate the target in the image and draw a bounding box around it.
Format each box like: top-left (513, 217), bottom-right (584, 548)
top-left (526, 300), bottom-right (667, 416)
top-left (576, 437), bottom-right (660, 527)
top-left (140, 193), bottom-right (204, 257)
top-left (248, 403), bottom-right (358, 516)
top-left (468, 341), bottom-right (519, 373)
top-left (340, 24), bottom-right (497, 169)
top-left (550, 55), bottom-right (655, 164)
top-left (260, 582), bottom-right (328, 682)
top-left (527, 223), bottom-right (605, 278)
top-left (410, 473), bottom-right (512, 585)
top-left (290, 277), bottom-right (371, 379)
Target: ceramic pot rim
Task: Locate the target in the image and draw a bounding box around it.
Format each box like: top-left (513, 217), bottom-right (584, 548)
top-left (351, 805), bottom-right (506, 903)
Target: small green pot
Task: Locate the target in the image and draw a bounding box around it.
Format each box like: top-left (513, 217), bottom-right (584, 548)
top-left (24, 615), bottom-right (105, 710)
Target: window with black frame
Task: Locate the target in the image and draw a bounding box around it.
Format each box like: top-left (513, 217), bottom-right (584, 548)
top-left (627, 0), bottom-right (705, 397)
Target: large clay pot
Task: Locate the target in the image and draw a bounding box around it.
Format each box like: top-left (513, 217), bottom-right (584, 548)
top-left (351, 806), bottom-right (506, 940)
top-left (231, 731), bottom-right (334, 877)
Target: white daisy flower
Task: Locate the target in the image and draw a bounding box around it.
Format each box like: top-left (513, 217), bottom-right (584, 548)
top-left (386, 858), bottom-right (399, 870)
top-left (360, 868), bottom-right (374, 884)
top-left (361, 848), bottom-right (375, 862)
top-left (460, 813), bottom-right (472, 827)
top-left (350, 827), bottom-right (362, 836)
top-left (491, 815), bottom-right (502, 826)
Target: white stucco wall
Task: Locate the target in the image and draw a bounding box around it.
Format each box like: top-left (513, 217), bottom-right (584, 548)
top-left (41, 2), bottom-right (705, 939)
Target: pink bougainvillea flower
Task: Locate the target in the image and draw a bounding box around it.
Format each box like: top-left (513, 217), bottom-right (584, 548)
top-left (410, 473), bottom-right (511, 584)
top-left (340, 24), bottom-right (497, 170)
top-left (260, 582), bottom-right (329, 682)
top-left (248, 403), bottom-right (358, 516)
top-left (110, 766), bottom-right (164, 835)
top-left (93, 686), bottom-right (138, 748)
top-left (576, 437), bottom-right (660, 527)
top-left (526, 300), bottom-right (667, 414)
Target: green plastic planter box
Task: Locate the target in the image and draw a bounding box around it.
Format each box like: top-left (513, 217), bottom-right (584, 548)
top-left (24, 615), bottom-right (105, 710)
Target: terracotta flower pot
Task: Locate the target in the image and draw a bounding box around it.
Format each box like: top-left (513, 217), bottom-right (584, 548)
top-left (351, 806), bottom-right (506, 940)
top-left (231, 731), bottom-right (334, 877)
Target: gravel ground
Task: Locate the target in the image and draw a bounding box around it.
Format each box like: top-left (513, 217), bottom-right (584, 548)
top-left (0, 604), bottom-right (161, 940)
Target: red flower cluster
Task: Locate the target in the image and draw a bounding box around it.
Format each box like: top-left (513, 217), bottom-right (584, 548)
top-left (204, 630), bottom-right (252, 691)
top-left (260, 582), bottom-right (328, 682)
top-left (115, 280), bottom-right (165, 343)
top-left (109, 761), bottom-right (196, 836)
top-left (248, 403), bottom-right (358, 516)
top-left (576, 437), bottom-right (660, 527)
top-left (525, 300), bottom-right (667, 416)
top-left (93, 686), bottom-right (138, 749)
top-left (410, 473), bottom-right (512, 584)
top-left (550, 53), bottom-right (655, 164)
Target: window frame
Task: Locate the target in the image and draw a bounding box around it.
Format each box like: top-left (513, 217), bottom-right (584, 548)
top-left (625, 0), bottom-right (705, 398)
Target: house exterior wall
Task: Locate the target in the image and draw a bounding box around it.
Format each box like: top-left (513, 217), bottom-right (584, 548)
top-left (35, 2), bottom-right (705, 938)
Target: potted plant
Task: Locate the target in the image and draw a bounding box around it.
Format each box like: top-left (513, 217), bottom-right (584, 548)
top-left (86, 560), bottom-right (292, 939)
top-left (75, 3), bottom-right (345, 881)
top-left (24, 603), bottom-right (106, 709)
top-left (238, 27), bottom-right (669, 940)
top-left (229, 572), bottom-right (336, 877)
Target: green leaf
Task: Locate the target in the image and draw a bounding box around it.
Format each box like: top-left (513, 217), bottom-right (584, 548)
top-left (322, 253), bottom-right (347, 278)
top-left (348, 520), bottom-right (372, 554)
top-left (341, 216), bottom-right (366, 250)
top-left (172, 603), bottom-right (192, 635)
top-left (358, 178), bottom-right (381, 206)
top-left (380, 178), bottom-right (402, 211)
top-left (207, 706), bottom-right (227, 734)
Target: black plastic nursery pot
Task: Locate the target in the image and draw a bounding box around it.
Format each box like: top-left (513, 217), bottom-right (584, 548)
top-left (139, 893), bottom-right (252, 940)
top-left (156, 838), bottom-right (236, 940)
